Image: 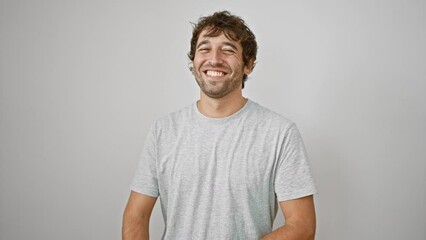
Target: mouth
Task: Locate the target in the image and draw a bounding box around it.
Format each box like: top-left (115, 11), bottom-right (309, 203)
top-left (204, 70), bottom-right (226, 77)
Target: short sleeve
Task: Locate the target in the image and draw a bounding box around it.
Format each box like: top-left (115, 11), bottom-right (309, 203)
top-left (130, 124), bottom-right (159, 197)
top-left (275, 123), bottom-right (317, 202)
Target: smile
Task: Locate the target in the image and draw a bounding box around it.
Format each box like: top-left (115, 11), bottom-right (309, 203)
top-left (205, 70), bottom-right (225, 77)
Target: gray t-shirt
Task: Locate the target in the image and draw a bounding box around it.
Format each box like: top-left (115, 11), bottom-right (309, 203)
top-left (131, 99), bottom-right (317, 239)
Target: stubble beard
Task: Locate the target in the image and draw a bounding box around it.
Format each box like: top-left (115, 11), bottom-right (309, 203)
top-left (195, 74), bottom-right (241, 99)
top-left (193, 62), bottom-right (244, 99)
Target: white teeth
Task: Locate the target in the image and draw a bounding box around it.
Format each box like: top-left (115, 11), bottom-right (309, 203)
top-left (206, 70), bottom-right (224, 77)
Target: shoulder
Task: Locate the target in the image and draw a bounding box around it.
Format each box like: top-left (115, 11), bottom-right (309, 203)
top-left (247, 100), bottom-right (295, 131)
top-left (150, 103), bottom-right (195, 134)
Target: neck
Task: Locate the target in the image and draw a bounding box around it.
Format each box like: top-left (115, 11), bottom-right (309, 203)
top-left (197, 90), bottom-right (247, 118)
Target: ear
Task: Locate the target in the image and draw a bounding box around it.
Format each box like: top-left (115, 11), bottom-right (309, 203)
top-left (244, 60), bottom-right (255, 75)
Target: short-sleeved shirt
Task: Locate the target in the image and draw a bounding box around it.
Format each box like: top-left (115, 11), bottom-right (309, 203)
top-left (131, 99), bottom-right (317, 239)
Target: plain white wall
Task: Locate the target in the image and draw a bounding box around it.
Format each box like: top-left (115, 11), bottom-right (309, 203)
top-left (1, 0), bottom-right (425, 239)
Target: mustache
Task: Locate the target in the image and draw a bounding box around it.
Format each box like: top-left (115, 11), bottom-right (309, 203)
top-left (201, 63), bottom-right (229, 71)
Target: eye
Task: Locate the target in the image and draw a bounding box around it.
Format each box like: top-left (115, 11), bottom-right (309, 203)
top-left (222, 48), bottom-right (236, 54)
top-left (197, 47), bottom-right (210, 53)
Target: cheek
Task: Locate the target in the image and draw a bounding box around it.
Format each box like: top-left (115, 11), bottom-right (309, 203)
top-left (193, 56), bottom-right (204, 68)
top-left (230, 61), bottom-right (245, 73)
top-left (230, 56), bottom-right (245, 67)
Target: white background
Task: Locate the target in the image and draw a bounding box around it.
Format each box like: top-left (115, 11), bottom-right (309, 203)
top-left (1, 0), bottom-right (425, 239)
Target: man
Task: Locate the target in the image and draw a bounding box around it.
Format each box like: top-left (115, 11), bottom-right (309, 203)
top-left (123, 11), bottom-right (317, 240)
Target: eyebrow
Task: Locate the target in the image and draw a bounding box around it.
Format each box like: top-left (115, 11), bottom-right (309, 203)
top-left (196, 40), bottom-right (210, 49)
top-left (196, 39), bottom-right (239, 51)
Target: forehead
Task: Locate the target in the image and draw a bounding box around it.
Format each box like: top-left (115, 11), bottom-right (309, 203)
top-left (197, 29), bottom-right (242, 47)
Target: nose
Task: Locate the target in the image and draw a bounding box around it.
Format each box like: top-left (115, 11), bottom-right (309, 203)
top-left (208, 49), bottom-right (224, 65)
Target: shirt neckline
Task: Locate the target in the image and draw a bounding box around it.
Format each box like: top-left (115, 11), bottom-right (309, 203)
top-left (193, 99), bottom-right (252, 124)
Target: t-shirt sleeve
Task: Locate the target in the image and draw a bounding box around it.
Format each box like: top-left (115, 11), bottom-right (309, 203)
top-left (274, 123), bottom-right (317, 202)
top-left (130, 124), bottom-right (159, 197)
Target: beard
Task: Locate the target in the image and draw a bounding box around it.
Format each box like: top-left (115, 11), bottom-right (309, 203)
top-left (193, 63), bottom-right (243, 99)
top-left (195, 77), bottom-right (241, 99)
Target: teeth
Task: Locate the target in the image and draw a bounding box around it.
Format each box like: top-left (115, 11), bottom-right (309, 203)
top-left (206, 70), bottom-right (224, 77)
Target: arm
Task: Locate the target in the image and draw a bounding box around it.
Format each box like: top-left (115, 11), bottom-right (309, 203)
top-left (122, 191), bottom-right (157, 240)
top-left (261, 195), bottom-right (316, 240)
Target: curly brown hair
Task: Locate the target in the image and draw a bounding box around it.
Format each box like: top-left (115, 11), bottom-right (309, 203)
top-left (188, 11), bottom-right (258, 88)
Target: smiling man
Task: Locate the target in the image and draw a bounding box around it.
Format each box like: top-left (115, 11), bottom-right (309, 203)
top-left (122, 11), bottom-right (317, 240)
top-left (192, 30), bottom-right (250, 100)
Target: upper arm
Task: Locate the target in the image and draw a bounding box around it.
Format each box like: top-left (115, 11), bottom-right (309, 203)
top-left (280, 195), bottom-right (316, 236)
top-left (275, 124), bottom-right (317, 202)
top-left (123, 191), bottom-right (157, 220)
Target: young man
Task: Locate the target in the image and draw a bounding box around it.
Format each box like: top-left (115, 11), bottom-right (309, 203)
top-left (123, 11), bottom-right (317, 240)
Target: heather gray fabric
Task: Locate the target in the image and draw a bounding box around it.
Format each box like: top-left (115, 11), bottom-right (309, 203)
top-left (130, 99), bottom-right (317, 239)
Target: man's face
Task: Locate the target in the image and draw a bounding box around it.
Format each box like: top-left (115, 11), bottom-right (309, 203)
top-left (192, 30), bottom-right (252, 99)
